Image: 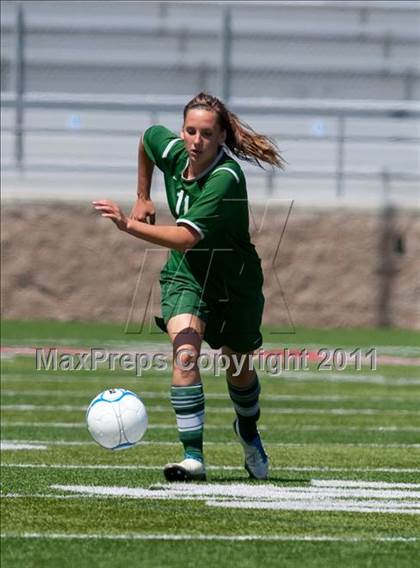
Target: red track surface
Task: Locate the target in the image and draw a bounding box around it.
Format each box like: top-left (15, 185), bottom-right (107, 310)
top-left (1, 346), bottom-right (419, 367)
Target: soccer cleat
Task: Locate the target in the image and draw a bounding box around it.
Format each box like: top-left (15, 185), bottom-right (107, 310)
top-left (163, 458), bottom-right (206, 482)
top-left (233, 419), bottom-right (269, 480)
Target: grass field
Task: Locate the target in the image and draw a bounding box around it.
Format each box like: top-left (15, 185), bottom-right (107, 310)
top-left (1, 321), bottom-right (420, 567)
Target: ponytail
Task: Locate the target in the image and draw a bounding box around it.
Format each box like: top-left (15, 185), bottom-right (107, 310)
top-left (183, 92), bottom-right (286, 169)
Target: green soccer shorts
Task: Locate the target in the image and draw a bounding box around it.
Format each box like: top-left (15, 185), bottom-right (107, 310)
top-left (157, 281), bottom-right (264, 353)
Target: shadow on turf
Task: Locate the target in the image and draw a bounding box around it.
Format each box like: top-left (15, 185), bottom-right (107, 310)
top-left (212, 476), bottom-right (309, 484)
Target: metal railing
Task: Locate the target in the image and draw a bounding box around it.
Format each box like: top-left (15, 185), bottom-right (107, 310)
top-left (2, 91), bottom-right (420, 198)
top-left (3, 3), bottom-right (419, 95)
top-left (1, 3), bottom-right (419, 199)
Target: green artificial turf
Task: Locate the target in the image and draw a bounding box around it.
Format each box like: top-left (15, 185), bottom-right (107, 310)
top-left (1, 322), bottom-right (419, 567)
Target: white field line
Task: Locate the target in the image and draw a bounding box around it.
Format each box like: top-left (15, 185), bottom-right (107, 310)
top-left (48, 482), bottom-right (420, 514)
top-left (3, 421), bottom-right (420, 433)
top-left (46, 480), bottom-right (420, 500)
top-left (370, 345), bottom-right (420, 357)
top-left (1, 404), bottom-right (87, 411)
top-left (1, 463), bottom-right (160, 470)
top-left (299, 378), bottom-right (420, 386)
top-left (1, 493), bottom-right (102, 500)
top-left (279, 372), bottom-right (420, 384)
top-left (2, 404), bottom-right (420, 416)
top-left (9, 497), bottom-right (415, 514)
top-left (2, 438), bottom-right (420, 448)
top-left (3, 373), bottom-right (420, 386)
top-left (245, 488), bottom-right (420, 498)
top-left (1, 422), bottom-right (88, 429)
top-left (0, 532), bottom-right (417, 542)
top-left (3, 482), bottom-right (420, 515)
top-left (2, 463), bottom-right (420, 473)
top-left (51, 482), bottom-right (420, 501)
top-left (0, 443), bottom-right (48, 450)
top-left (206, 501), bottom-right (420, 514)
top-left (2, 390), bottom-right (418, 404)
top-left (311, 480), bottom-right (420, 489)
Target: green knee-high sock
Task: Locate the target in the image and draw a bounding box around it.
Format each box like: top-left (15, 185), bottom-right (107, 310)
top-left (227, 375), bottom-right (261, 442)
top-left (170, 384), bottom-right (205, 462)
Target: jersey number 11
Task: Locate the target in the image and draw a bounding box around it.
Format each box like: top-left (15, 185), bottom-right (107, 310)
top-left (175, 190), bottom-right (190, 215)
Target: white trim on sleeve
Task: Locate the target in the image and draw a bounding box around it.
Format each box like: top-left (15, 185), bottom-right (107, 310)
top-left (176, 218), bottom-right (205, 240)
top-left (212, 166), bottom-right (240, 183)
top-left (162, 138), bottom-right (181, 158)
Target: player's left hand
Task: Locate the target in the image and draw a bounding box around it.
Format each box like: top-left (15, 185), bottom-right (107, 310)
top-left (92, 200), bottom-right (128, 231)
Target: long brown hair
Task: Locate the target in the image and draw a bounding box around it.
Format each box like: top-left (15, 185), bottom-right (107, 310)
top-left (183, 92), bottom-right (286, 169)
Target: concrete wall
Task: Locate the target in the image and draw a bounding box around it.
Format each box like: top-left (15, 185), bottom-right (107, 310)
top-left (1, 202), bottom-right (419, 330)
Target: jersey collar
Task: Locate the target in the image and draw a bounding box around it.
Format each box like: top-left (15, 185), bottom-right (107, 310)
top-left (181, 147), bottom-right (225, 182)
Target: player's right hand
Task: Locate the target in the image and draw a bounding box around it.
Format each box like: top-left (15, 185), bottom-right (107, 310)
top-left (130, 197), bottom-right (156, 224)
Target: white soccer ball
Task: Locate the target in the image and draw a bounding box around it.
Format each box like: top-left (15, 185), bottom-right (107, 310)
top-left (86, 388), bottom-right (148, 450)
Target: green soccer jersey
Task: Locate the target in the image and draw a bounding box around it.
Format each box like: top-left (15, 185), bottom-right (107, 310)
top-left (142, 125), bottom-right (264, 307)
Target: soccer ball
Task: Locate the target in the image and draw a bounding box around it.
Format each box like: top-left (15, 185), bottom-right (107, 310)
top-left (86, 388), bottom-right (148, 450)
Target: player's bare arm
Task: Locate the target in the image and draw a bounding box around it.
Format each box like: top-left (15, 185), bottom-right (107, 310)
top-left (130, 139), bottom-right (156, 224)
top-left (92, 199), bottom-right (200, 252)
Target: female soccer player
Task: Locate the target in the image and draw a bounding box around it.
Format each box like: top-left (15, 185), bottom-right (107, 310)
top-left (93, 92), bottom-right (285, 481)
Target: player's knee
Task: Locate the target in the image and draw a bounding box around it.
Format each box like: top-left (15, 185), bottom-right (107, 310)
top-left (174, 345), bottom-right (199, 372)
top-left (222, 347), bottom-right (255, 385)
top-left (173, 327), bottom-right (202, 373)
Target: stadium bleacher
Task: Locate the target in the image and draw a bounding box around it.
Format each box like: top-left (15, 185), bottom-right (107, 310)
top-left (1, 1), bottom-right (419, 99)
top-left (1, 1), bottom-right (419, 206)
